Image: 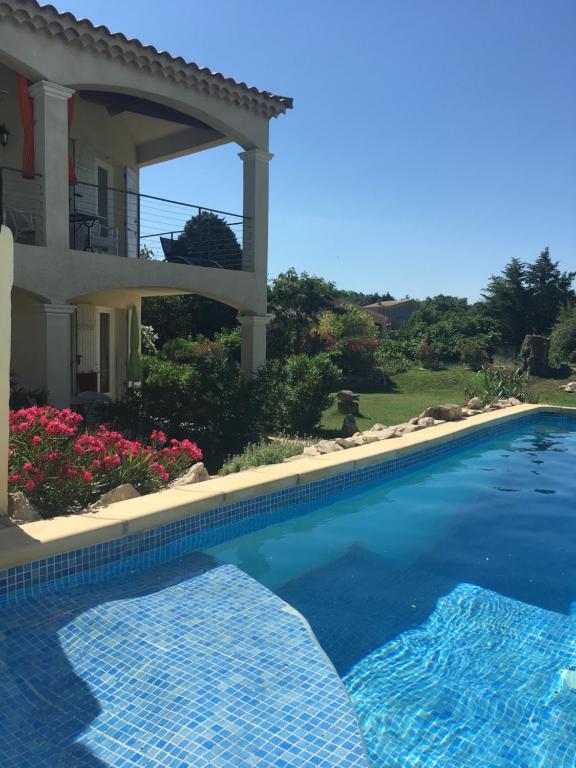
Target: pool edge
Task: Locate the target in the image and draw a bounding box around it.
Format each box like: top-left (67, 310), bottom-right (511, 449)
top-left (1, 404), bottom-right (574, 576)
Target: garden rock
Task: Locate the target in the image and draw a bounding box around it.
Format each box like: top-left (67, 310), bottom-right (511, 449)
top-left (417, 417), bottom-right (436, 427)
top-left (521, 334), bottom-right (550, 377)
top-left (91, 483), bottom-right (140, 509)
top-left (370, 423), bottom-right (388, 431)
top-left (561, 382), bottom-right (576, 392)
top-left (395, 423), bottom-right (423, 435)
top-left (342, 413), bottom-right (359, 437)
top-left (170, 462), bottom-right (210, 487)
top-left (315, 440), bottom-right (344, 454)
top-left (466, 397), bottom-right (483, 410)
top-left (8, 492), bottom-right (42, 523)
top-left (302, 445), bottom-right (323, 457)
top-left (420, 404), bottom-right (463, 421)
top-left (336, 390), bottom-right (360, 416)
top-left (335, 437), bottom-right (357, 449)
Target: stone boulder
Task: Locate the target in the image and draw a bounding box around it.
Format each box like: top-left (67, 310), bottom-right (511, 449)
top-left (315, 440), bottom-right (344, 454)
top-left (90, 483), bottom-right (141, 509)
top-left (420, 404), bottom-right (463, 422)
top-left (8, 492), bottom-right (42, 523)
top-left (561, 382), bottom-right (576, 392)
top-left (170, 462), bottom-right (210, 487)
top-left (466, 397), bottom-right (483, 410)
top-left (520, 335), bottom-right (550, 377)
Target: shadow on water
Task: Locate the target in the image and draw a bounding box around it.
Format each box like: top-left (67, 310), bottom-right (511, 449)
top-left (0, 552), bottom-right (217, 767)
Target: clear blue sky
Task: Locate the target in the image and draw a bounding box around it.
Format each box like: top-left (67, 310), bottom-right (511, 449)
top-left (58, 0), bottom-right (576, 299)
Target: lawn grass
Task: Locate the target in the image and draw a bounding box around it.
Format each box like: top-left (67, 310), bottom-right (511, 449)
top-left (320, 366), bottom-right (576, 434)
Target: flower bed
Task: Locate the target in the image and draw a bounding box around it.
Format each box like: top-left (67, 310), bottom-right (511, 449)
top-left (8, 407), bottom-right (202, 518)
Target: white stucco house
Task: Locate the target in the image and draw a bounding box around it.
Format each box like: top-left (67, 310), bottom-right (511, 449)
top-left (0, 0), bottom-right (292, 407)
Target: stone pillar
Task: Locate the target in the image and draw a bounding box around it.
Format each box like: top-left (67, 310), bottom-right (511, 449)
top-left (34, 304), bottom-right (75, 408)
top-left (29, 81), bottom-right (75, 250)
top-left (238, 313), bottom-right (271, 376)
top-left (238, 149), bottom-right (273, 274)
top-left (0, 226), bottom-right (14, 516)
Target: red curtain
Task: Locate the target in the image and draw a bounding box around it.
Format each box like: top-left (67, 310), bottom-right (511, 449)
top-left (16, 75), bottom-right (35, 179)
top-left (67, 95), bottom-right (77, 185)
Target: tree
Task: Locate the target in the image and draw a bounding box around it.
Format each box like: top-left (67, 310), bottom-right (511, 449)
top-left (481, 258), bottom-right (529, 346)
top-left (398, 295), bottom-right (501, 361)
top-left (337, 290), bottom-right (395, 305)
top-left (482, 251), bottom-right (575, 345)
top-left (267, 268), bottom-right (338, 357)
top-left (317, 304), bottom-right (377, 339)
top-left (525, 248), bottom-right (575, 334)
top-left (141, 295), bottom-right (237, 347)
top-left (178, 211), bottom-right (242, 269)
top-left (550, 305), bottom-right (576, 362)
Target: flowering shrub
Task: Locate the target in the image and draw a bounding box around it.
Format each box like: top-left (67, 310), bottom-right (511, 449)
top-left (8, 406), bottom-right (202, 518)
top-left (415, 342), bottom-right (441, 370)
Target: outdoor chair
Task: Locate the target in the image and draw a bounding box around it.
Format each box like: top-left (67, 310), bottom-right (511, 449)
top-left (160, 236), bottom-right (242, 270)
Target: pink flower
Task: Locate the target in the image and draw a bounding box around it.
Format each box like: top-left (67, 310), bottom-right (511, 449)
top-left (151, 429), bottom-right (167, 445)
top-left (8, 473), bottom-right (20, 483)
top-left (31, 435), bottom-right (42, 445)
top-left (22, 462), bottom-right (34, 473)
top-left (81, 469), bottom-right (93, 482)
top-left (24, 480), bottom-right (35, 492)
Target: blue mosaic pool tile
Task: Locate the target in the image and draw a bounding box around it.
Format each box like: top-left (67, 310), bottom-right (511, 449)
top-left (0, 557), bottom-right (369, 767)
top-left (0, 410), bottom-right (574, 602)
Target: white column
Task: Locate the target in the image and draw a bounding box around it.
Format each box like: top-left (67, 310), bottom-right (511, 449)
top-left (29, 81), bottom-right (75, 250)
top-left (0, 226), bottom-right (14, 516)
top-left (238, 149), bottom-right (273, 274)
top-left (238, 313), bottom-right (272, 376)
top-left (34, 304), bottom-right (75, 408)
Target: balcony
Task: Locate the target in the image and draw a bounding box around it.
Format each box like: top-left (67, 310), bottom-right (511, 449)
top-left (0, 166), bottom-right (45, 245)
top-left (1, 166), bottom-right (252, 271)
top-left (70, 180), bottom-right (252, 271)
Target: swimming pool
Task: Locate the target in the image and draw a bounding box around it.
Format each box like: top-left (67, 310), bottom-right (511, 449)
top-left (205, 416), bottom-right (576, 766)
top-left (1, 411), bottom-right (575, 766)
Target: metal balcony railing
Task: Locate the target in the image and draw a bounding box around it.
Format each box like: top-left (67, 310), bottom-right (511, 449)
top-left (70, 180), bottom-right (251, 271)
top-left (0, 166), bottom-right (45, 246)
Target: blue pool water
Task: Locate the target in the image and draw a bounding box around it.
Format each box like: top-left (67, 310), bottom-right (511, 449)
top-left (2, 415), bottom-right (576, 767)
top-left (205, 418), bottom-right (576, 766)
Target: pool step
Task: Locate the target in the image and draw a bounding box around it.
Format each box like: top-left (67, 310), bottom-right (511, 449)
top-left (344, 583), bottom-right (576, 767)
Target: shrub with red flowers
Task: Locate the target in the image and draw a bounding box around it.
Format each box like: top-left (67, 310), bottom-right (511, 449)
top-left (8, 406), bottom-right (202, 518)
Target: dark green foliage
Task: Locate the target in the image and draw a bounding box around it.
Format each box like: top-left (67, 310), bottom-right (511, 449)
top-left (178, 210), bottom-right (242, 268)
top-left (550, 305), bottom-right (576, 363)
top-left (337, 290), bottom-right (395, 305)
top-left (267, 268), bottom-right (338, 357)
top-left (482, 250), bottom-right (575, 345)
top-left (460, 343), bottom-right (489, 372)
top-left (260, 353), bottom-right (342, 434)
top-left (141, 294), bottom-right (237, 348)
top-left (108, 355), bottom-right (261, 471)
top-left (398, 295), bottom-right (500, 362)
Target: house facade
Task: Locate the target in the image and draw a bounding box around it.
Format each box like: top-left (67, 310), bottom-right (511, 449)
top-left (0, 0), bottom-right (292, 407)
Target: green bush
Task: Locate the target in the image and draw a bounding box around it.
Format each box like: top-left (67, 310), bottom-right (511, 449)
top-left (374, 338), bottom-right (413, 374)
top-left (550, 305), bottom-right (576, 363)
top-left (261, 353), bottom-right (342, 434)
top-left (415, 342), bottom-right (441, 370)
top-left (464, 364), bottom-right (539, 406)
top-left (108, 354), bottom-right (261, 470)
top-left (220, 437), bottom-right (311, 475)
top-left (460, 342), bottom-right (489, 372)
top-left (317, 304), bottom-right (377, 340)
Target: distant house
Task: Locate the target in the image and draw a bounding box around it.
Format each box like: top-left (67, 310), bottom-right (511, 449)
top-left (362, 299), bottom-right (419, 333)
